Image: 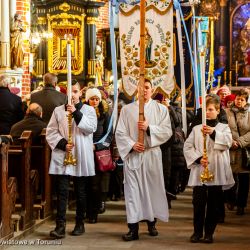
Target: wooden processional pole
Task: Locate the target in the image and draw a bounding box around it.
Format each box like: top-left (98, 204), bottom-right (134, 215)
top-left (138, 0), bottom-right (146, 144)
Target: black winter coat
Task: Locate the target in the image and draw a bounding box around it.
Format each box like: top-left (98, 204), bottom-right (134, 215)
top-left (10, 114), bottom-right (46, 144)
top-left (30, 86), bottom-right (67, 124)
top-left (0, 87), bottom-right (24, 134)
top-left (94, 112), bottom-right (113, 151)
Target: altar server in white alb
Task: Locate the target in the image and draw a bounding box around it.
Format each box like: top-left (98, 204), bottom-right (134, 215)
top-left (115, 79), bottom-right (172, 241)
top-left (184, 96), bottom-right (234, 244)
top-left (46, 81), bottom-right (97, 239)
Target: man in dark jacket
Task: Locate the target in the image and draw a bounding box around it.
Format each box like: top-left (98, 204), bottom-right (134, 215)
top-left (30, 73), bottom-right (67, 124)
top-left (0, 75), bottom-right (24, 134)
top-left (10, 103), bottom-right (46, 144)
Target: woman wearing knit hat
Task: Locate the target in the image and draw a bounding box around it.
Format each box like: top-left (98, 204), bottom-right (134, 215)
top-left (85, 88), bottom-right (113, 223)
top-left (224, 94), bottom-right (236, 108)
top-left (216, 85), bottom-right (231, 108)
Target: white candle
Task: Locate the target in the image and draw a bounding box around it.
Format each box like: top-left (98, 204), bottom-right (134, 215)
top-left (65, 34), bottom-right (72, 105)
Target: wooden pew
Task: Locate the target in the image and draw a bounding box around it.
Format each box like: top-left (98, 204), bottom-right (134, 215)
top-left (8, 131), bottom-right (38, 231)
top-left (31, 128), bottom-right (52, 219)
top-left (0, 142), bottom-right (17, 240)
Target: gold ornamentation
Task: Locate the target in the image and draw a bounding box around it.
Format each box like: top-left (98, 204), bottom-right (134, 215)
top-left (47, 13), bottom-right (86, 75)
top-left (87, 17), bottom-right (98, 25)
top-left (37, 17), bottom-right (47, 25)
top-left (120, 31), bottom-right (171, 81)
top-left (199, 0), bottom-right (220, 18)
top-left (88, 59), bottom-right (97, 77)
top-left (120, 0), bottom-right (172, 16)
top-left (59, 2), bottom-right (70, 12)
top-left (64, 113), bottom-right (77, 166)
top-left (200, 131), bottom-right (214, 183)
top-left (219, 0), bottom-right (228, 7)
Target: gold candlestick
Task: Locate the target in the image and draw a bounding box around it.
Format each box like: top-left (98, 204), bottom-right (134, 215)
top-left (200, 130), bottom-right (214, 183)
top-left (218, 76), bottom-right (221, 88)
top-left (64, 113), bottom-right (77, 166)
top-left (224, 71), bottom-right (227, 85)
top-left (235, 61), bottom-right (238, 87)
top-left (229, 71), bottom-right (232, 88)
top-left (63, 33), bottom-right (77, 166)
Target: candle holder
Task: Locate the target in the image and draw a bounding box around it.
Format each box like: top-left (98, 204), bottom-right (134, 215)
top-left (224, 71), bottom-right (227, 85)
top-left (64, 33), bottom-right (73, 41)
top-left (217, 76), bottom-right (221, 88)
top-left (235, 61), bottom-right (238, 87)
top-left (63, 33), bottom-right (77, 166)
top-left (200, 130), bottom-right (214, 183)
top-left (229, 71), bottom-right (232, 88)
top-left (64, 112), bottom-right (77, 166)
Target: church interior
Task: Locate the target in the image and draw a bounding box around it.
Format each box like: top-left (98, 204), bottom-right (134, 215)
top-left (0, 0), bottom-right (250, 248)
top-left (0, 0), bottom-right (249, 98)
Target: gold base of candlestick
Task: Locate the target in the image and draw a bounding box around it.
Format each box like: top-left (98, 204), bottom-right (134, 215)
top-left (200, 130), bottom-right (214, 183)
top-left (63, 112), bottom-right (77, 166)
top-left (200, 167), bottom-right (214, 183)
top-left (64, 151), bottom-right (77, 166)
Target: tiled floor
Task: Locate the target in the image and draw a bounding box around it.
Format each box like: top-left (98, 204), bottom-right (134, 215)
top-left (4, 189), bottom-right (250, 250)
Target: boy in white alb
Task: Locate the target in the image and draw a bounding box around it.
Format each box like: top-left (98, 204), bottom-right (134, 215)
top-left (46, 81), bottom-right (97, 238)
top-left (184, 96), bottom-right (234, 244)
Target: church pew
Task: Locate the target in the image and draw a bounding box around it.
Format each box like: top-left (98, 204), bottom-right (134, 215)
top-left (0, 143), bottom-right (17, 240)
top-left (31, 128), bottom-right (52, 219)
top-left (8, 131), bottom-right (38, 231)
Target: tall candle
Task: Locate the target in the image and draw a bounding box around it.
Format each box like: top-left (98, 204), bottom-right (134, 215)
top-left (224, 71), bottom-right (227, 85)
top-left (229, 71), bottom-right (232, 87)
top-left (235, 60), bottom-right (238, 86)
top-left (218, 76), bottom-right (221, 88)
top-left (65, 34), bottom-right (72, 105)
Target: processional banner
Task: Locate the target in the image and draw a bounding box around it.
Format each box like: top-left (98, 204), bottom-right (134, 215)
top-left (119, 0), bottom-right (174, 97)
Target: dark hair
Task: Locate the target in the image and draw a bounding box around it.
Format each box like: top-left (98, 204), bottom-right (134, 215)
top-left (144, 78), bottom-right (152, 87)
top-left (72, 79), bottom-right (81, 90)
top-left (86, 100), bottom-right (105, 120)
top-left (72, 79), bottom-right (78, 85)
top-left (235, 88), bottom-right (249, 101)
top-left (206, 96), bottom-right (220, 110)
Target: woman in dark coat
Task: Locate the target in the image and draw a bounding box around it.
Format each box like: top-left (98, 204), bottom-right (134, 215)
top-left (85, 88), bottom-right (113, 223)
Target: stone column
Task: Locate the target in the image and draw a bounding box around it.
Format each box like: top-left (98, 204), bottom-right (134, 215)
top-left (36, 17), bottom-right (47, 78)
top-left (1, 0), bottom-right (10, 68)
top-left (9, 0), bottom-right (16, 24)
top-left (85, 1), bottom-right (105, 82)
top-left (218, 0), bottom-right (228, 69)
top-left (0, 2), bottom-right (1, 30)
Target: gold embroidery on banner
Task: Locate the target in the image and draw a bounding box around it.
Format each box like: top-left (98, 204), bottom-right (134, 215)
top-left (120, 1), bottom-right (173, 16)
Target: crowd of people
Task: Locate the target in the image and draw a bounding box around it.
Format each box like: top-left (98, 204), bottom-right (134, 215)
top-left (0, 72), bottom-right (249, 244)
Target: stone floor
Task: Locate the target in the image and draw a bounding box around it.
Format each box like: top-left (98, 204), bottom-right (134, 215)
top-left (3, 188), bottom-right (250, 250)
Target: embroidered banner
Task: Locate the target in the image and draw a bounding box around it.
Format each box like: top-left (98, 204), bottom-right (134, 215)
top-left (119, 0), bottom-right (174, 97)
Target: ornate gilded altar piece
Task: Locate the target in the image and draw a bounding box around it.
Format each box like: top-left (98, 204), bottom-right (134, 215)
top-left (230, 2), bottom-right (250, 77)
top-left (47, 11), bottom-right (85, 75)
